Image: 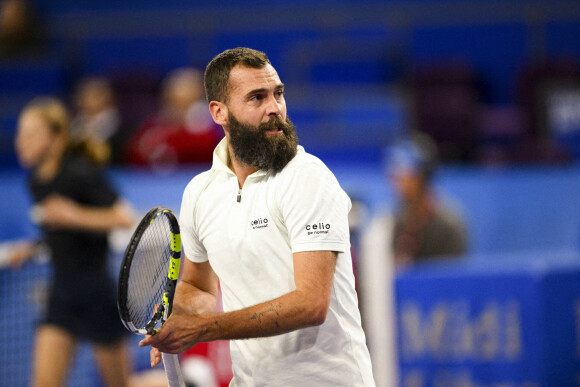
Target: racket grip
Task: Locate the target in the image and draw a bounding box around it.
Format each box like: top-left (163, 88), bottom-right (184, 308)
top-left (161, 352), bottom-right (186, 387)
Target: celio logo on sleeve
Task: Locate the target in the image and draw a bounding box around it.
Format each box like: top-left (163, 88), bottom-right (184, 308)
top-left (251, 218), bottom-right (268, 229)
top-left (305, 222), bottom-right (331, 235)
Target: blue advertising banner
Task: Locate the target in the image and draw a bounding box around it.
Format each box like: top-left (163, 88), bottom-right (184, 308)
top-left (395, 250), bottom-right (580, 387)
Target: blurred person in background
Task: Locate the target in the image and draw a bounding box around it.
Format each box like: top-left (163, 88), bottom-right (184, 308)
top-left (70, 76), bottom-right (130, 165)
top-left (10, 97), bottom-right (135, 387)
top-left (385, 132), bottom-right (468, 269)
top-left (0, 0), bottom-right (45, 59)
top-left (123, 67), bottom-right (222, 168)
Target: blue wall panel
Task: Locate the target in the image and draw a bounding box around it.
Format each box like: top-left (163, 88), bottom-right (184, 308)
top-left (395, 251), bottom-right (580, 386)
top-left (411, 23), bottom-right (528, 103)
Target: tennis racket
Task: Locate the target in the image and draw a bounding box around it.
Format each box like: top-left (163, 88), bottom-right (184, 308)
top-left (117, 207), bottom-right (186, 387)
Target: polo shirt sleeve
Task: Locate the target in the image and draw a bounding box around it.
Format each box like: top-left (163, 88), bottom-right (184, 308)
top-left (278, 159), bottom-right (351, 253)
top-left (180, 177), bottom-right (209, 263)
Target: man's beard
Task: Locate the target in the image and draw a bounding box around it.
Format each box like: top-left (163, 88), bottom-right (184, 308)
top-left (227, 112), bottom-right (299, 173)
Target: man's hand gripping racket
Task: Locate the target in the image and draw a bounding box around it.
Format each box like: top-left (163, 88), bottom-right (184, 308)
top-left (117, 207), bottom-right (186, 387)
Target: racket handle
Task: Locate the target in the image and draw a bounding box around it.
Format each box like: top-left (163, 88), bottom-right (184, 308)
top-left (161, 352), bottom-right (186, 387)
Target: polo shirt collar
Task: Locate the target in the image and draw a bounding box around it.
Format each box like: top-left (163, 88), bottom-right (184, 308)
top-left (212, 137), bottom-right (232, 174)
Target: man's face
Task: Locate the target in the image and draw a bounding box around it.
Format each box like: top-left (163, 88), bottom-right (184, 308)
top-left (224, 64), bottom-right (298, 171)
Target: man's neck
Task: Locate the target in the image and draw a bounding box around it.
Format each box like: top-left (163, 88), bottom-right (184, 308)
top-left (227, 143), bottom-right (259, 188)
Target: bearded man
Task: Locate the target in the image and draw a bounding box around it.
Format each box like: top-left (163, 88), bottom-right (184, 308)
top-left (139, 47), bottom-right (376, 387)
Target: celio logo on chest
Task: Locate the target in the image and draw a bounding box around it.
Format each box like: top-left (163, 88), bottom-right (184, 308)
top-left (251, 218), bottom-right (268, 229)
top-left (306, 222), bottom-right (331, 235)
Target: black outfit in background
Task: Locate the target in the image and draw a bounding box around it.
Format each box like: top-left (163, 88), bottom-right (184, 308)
top-left (29, 155), bottom-right (126, 345)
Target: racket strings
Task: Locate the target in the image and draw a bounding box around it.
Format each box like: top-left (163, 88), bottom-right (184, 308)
top-left (126, 214), bottom-right (172, 330)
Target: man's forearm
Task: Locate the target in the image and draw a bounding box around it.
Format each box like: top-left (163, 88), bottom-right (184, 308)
top-left (195, 288), bottom-right (327, 342)
top-left (174, 278), bottom-right (218, 315)
top-left (142, 251), bottom-right (334, 354)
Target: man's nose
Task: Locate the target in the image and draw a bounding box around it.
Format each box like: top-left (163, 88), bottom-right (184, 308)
top-left (266, 95), bottom-right (282, 117)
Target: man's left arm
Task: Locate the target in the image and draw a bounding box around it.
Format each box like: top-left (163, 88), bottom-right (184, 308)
top-left (140, 249), bottom-right (337, 354)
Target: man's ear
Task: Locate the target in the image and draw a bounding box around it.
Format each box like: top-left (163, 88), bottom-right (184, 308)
top-left (209, 101), bottom-right (228, 127)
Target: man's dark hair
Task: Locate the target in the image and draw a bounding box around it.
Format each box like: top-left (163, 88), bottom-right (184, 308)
top-left (204, 47), bottom-right (271, 104)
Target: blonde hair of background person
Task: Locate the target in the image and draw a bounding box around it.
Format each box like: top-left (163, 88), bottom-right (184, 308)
top-left (11, 96), bottom-right (135, 387)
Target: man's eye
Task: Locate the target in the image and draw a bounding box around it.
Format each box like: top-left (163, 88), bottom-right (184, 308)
top-left (250, 95), bottom-right (262, 101)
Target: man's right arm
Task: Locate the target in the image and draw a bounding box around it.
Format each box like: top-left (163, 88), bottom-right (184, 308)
top-left (147, 256), bottom-right (218, 368)
top-left (174, 256), bottom-right (219, 316)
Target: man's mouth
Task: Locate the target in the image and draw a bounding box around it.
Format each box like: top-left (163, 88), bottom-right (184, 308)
top-left (264, 127), bottom-right (283, 134)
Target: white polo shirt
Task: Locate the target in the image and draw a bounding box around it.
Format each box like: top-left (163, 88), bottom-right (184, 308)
top-left (180, 138), bottom-right (375, 386)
